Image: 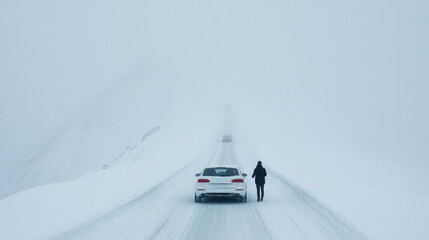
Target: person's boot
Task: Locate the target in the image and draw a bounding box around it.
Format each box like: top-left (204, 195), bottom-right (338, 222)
top-left (257, 199), bottom-right (260, 202)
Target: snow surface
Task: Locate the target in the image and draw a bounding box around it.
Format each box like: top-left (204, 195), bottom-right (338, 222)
top-left (0, 121), bottom-right (367, 240)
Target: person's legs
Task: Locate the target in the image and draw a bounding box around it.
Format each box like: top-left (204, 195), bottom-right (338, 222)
top-left (256, 184), bottom-right (261, 201)
top-left (261, 184), bottom-right (265, 201)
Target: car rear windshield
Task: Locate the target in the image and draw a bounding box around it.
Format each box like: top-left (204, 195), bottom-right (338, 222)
top-left (203, 168), bottom-right (239, 177)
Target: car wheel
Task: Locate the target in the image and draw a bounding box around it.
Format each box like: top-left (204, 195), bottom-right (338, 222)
top-left (195, 194), bottom-right (201, 203)
top-left (242, 194), bottom-right (247, 202)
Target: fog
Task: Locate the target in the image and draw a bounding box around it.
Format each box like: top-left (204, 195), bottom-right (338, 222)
top-left (2, 0), bottom-right (428, 167)
top-left (1, 0), bottom-right (429, 239)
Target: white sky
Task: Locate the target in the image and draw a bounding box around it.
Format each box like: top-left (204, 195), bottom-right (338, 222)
top-left (1, 0), bottom-right (428, 171)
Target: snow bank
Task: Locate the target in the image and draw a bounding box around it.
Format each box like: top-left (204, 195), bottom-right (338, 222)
top-left (0, 111), bottom-right (218, 240)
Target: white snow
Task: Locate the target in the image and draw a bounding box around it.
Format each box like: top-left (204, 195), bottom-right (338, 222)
top-left (0, 112), bottom-right (218, 240)
top-left (0, 127), bottom-right (368, 240)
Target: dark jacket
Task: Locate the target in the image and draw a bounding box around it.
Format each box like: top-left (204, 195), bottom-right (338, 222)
top-left (252, 164), bottom-right (267, 185)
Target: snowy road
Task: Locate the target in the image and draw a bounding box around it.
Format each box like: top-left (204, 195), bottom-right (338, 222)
top-left (50, 139), bottom-right (366, 240)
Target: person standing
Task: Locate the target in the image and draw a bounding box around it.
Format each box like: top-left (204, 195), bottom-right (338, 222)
top-left (252, 161), bottom-right (267, 202)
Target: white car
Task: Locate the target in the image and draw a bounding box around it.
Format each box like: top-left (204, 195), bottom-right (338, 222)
top-left (194, 165), bottom-right (247, 202)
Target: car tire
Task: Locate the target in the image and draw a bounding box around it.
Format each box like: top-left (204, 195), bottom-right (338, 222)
top-left (195, 194), bottom-right (201, 203)
top-left (241, 194), bottom-right (247, 202)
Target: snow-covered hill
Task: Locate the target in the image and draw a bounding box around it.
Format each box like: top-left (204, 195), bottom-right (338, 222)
top-left (0, 108), bottom-right (220, 240)
top-left (1, 73), bottom-right (223, 199)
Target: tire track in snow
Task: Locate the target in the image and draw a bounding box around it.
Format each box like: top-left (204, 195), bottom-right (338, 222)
top-left (184, 200), bottom-right (270, 240)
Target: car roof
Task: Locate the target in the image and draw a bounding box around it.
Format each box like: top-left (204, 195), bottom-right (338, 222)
top-left (203, 165), bottom-right (240, 169)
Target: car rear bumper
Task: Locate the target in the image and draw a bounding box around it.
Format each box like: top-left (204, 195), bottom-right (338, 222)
top-left (196, 188), bottom-right (246, 198)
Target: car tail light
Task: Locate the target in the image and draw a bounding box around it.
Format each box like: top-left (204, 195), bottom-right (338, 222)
top-left (232, 179), bottom-right (244, 183)
top-left (198, 179), bottom-right (210, 183)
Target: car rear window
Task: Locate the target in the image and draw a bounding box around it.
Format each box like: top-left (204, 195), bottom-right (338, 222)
top-left (203, 168), bottom-right (239, 177)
